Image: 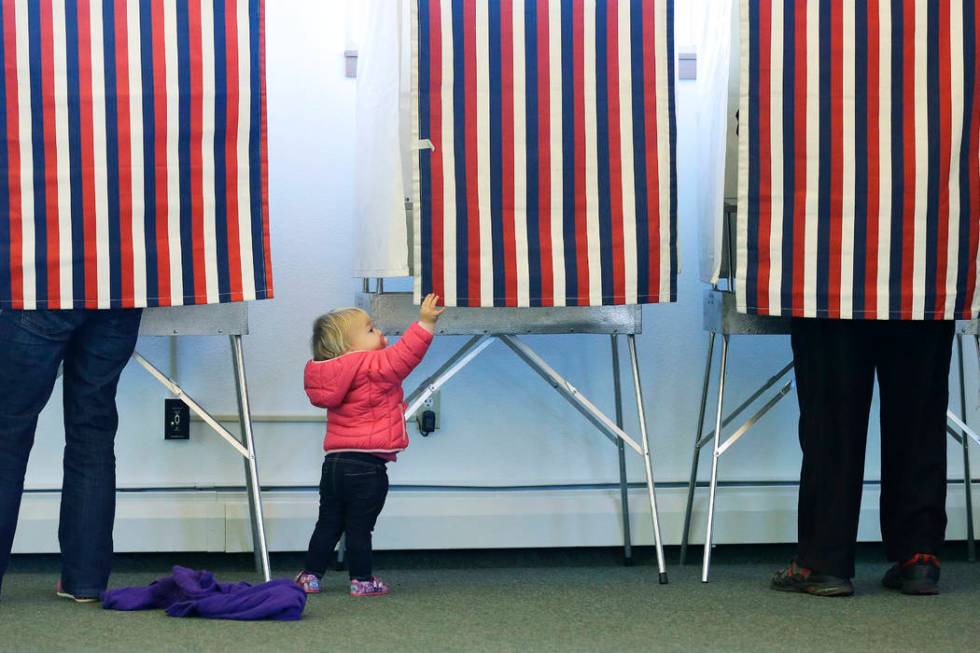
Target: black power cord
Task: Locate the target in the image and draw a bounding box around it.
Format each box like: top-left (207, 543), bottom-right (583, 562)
top-left (417, 410), bottom-right (437, 437)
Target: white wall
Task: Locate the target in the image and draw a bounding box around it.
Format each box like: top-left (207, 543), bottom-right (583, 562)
top-left (14, 0), bottom-right (980, 554)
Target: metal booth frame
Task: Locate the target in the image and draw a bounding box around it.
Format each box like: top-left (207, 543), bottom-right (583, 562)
top-left (356, 283), bottom-right (669, 584)
top-left (134, 304), bottom-right (271, 582)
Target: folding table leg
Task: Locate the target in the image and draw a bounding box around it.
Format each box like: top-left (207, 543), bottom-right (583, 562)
top-left (681, 333), bottom-right (716, 565)
top-left (957, 336), bottom-right (976, 562)
top-left (497, 334), bottom-right (663, 578)
top-left (610, 335), bottom-right (633, 565)
top-left (627, 335), bottom-right (668, 584)
top-left (230, 335), bottom-right (272, 582)
top-left (702, 335), bottom-right (730, 583)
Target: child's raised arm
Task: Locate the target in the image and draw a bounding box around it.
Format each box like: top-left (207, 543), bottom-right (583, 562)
top-left (376, 294), bottom-right (443, 381)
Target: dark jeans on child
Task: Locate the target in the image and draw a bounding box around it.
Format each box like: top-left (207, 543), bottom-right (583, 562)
top-left (0, 308), bottom-right (143, 598)
top-left (304, 452), bottom-right (390, 581)
top-left (791, 318), bottom-right (953, 580)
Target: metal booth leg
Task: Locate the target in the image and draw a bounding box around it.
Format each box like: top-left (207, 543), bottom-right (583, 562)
top-left (611, 335), bottom-right (633, 565)
top-left (626, 335), bottom-right (668, 584)
top-left (972, 333), bottom-right (980, 560)
top-left (972, 333), bottom-right (980, 561)
top-left (958, 336), bottom-right (976, 562)
top-left (230, 335), bottom-right (272, 582)
top-left (680, 332), bottom-right (716, 565)
top-left (701, 335), bottom-right (730, 583)
top-left (497, 334), bottom-right (665, 580)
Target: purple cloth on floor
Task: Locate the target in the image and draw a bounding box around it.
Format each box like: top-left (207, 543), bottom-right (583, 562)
top-left (101, 566), bottom-right (306, 621)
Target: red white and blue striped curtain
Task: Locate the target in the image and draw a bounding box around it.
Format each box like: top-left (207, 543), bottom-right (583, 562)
top-left (736, 0), bottom-right (980, 320)
top-left (0, 0), bottom-right (272, 310)
top-left (414, 0), bottom-right (677, 308)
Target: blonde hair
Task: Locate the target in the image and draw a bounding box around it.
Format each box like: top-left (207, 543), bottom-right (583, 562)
top-left (311, 308), bottom-right (369, 361)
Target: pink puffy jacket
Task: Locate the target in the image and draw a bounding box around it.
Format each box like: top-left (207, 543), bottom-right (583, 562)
top-left (304, 321), bottom-right (433, 455)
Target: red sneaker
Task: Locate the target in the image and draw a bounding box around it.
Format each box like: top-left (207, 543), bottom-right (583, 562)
top-left (882, 554), bottom-right (940, 595)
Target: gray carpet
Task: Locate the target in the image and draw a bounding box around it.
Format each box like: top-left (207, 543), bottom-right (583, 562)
top-left (1, 546), bottom-right (978, 653)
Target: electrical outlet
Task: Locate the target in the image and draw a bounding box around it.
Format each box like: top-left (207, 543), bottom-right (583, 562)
top-left (165, 399), bottom-right (190, 440)
top-left (415, 390), bottom-right (440, 433)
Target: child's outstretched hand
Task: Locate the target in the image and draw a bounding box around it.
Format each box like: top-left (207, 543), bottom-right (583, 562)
top-left (420, 294), bottom-right (445, 331)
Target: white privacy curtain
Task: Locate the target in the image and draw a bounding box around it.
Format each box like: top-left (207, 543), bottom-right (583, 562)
top-left (696, 0), bottom-right (736, 284)
top-left (352, 0), bottom-right (414, 278)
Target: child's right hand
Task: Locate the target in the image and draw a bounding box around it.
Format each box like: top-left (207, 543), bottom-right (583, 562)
top-left (419, 294), bottom-right (445, 330)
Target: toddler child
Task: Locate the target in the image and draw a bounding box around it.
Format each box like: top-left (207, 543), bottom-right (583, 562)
top-left (295, 294), bottom-right (443, 597)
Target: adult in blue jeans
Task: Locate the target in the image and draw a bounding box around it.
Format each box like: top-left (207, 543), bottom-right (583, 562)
top-left (0, 308), bottom-right (142, 602)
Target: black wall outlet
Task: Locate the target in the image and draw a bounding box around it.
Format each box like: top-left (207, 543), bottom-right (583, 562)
top-left (165, 399), bottom-right (190, 440)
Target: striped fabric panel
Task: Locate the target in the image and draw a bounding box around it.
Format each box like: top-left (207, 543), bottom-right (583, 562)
top-left (0, 0), bottom-right (272, 310)
top-left (414, 0), bottom-right (677, 308)
top-left (737, 0), bottom-right (980, 320)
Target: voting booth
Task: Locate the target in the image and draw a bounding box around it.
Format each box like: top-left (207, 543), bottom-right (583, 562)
top-left (352, 0), bottom-right (679, 578)
top-left (684, 0), bottom-right (980, 581)
top-left (0, 0), bottom-right (274, 578)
